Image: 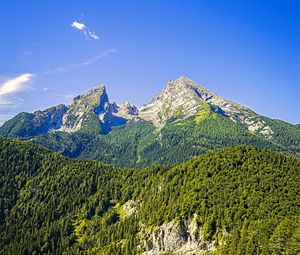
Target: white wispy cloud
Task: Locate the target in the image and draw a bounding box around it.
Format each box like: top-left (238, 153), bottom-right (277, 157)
top-left (88, 31), bottom-right (99, 40)
top-left (0, 73), bottom-right (34, 96)
top-left (82, 49), bottom-right (117, 65)
top-left (0, 73), bottom-right (33, 110)
top-left (71, 20), bottom-right (100, 40)
top-left (42, 49), bottom-right (117, 75)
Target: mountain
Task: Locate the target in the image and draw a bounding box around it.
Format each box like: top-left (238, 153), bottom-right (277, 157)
top-left (0, 85), bottom-right (138, 136)
top-left (139, 76), bottom-right (273, 138)
top-left (1, 138), bottom-right (299, 255)
top-left (0, 76), bottom-right (274, 137)
top-left (60, 85), bottom-right (138, 134)
top-left (0, 104), bottom-right (67, 137)
top-left (0, 76), bottom-right (299, 166)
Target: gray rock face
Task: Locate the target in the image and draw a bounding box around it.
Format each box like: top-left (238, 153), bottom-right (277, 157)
top-left (138, 76), bottom-right (274, 138)
top-left (116, 101), bottom-right (139, 117)
top-left (33, 104), bottom-right (68, 131)
top-left (61, 85), bottom-right (109, 132)
top-left (139, 77), bottom-right (204, 127)
top-left (140, 214), bottom-right (218, 255)
top-left (60, 85), bottom-right (138, 133)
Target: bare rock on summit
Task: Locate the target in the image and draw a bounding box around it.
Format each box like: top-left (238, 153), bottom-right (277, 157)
top-left (138, 76), bottom-right (274, 138)
top-left (60, 84), bottom-right (139, 133)
top-left (114, 101), bottom-right (139, 120)
top-left (139, 76), bottom-right (204, 127)
top-left (61, 85), bottom-right (109, 132)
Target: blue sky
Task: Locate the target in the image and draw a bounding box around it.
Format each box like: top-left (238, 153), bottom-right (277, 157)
top-left (0, 0), bottom-right (299, 125)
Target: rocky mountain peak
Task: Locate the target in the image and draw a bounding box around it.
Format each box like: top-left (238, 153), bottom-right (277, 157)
top-left (60, 83), bottom-right (140, 133)
top-left (138, 76), bottom-right (274, 138)
top-left (61, 84), bottom-right (109, 132)
top-left (164, 76), bottom-right (208, 93)
top-left (139, 76), bottom-right (211, 126)
top-left (121, 101), bottom-right (139, 115)
top-left (72, 84), bottom-right (108, 111)
top-left (168, 75), bottom-right (200, 87)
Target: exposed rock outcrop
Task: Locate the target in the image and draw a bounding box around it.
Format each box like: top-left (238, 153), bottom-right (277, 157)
top-left (140, 215), bottom-right (219, 255)
top-left (120, 200), bottom-right (141, 218)
top-left (33, 104), bottom-right (68, 131)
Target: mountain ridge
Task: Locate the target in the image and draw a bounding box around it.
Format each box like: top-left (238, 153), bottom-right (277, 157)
top-left (0, 76), bottom-right (277, 137)
top-left (0, 76), bottom-right (299, 167)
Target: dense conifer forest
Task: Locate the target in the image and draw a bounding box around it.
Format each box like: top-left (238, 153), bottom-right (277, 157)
top-left (1, 138), bottom-right (299, 254)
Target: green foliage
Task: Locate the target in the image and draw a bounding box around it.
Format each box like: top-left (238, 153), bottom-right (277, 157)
top-left (262, 117), bottom-right (300, 156)
top-left (0, 138), bottom-right (299, 254)
top-left (1, 108), bottom-right (300, 168)
top-left (194, 100), bottom-right (213, 124)
top-left (29, 114), bottom-right (300, 168)
top-left (0, 105), bottom-right (67, 138)
top-left (79, 113), bottom-right (103, 135)
top-left (0, 112), bottom-right (37, 137)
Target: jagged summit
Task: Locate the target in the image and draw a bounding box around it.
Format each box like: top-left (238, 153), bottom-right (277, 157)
top-left (59, 83), bottom-right (141, 133)
top-left (138, 76), bottom-right (274, 137)
top-left (139, 76), bottom-right (206, 126)
top-left (61, 84), bottom-right (109, 132)
top-left (163, 76), bottom-right (211, 95)
top-left (167, 75), bottom-right (203, 88)
top-left (72, 84), bottom-right (108, 107)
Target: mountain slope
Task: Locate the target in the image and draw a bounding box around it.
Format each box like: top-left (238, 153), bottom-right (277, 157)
top-left (0, 104), bottom-right (67, 137)
top-left (1, 139), bottom-right (299, 254)
top-left (0, 76), bottom-right (299, 166)
top-left (31, 112), bottom-right (298, 167)
top-left (0, 76), bottom-right (283, 138)
top-left (139, 76), bottom-right (274, 138)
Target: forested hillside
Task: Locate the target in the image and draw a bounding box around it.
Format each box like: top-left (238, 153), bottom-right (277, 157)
top-left (30, 114), bottom-right (300, 167)
top-left (1, 138), bottom-right (299, 254)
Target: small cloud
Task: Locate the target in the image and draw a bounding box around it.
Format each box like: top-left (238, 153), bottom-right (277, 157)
top-left (54, 92), bottom-right (78, 100)
top-left (42, 87), bottom-right (50, 92)
top-left (0, 73), bottom-right (33, 109)
top-left (71, 19), bottom-right (100, 40)
top-left (71, 21), bottom-right (86, 31)
top-left (0, 73), bottom-right (34, 96)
